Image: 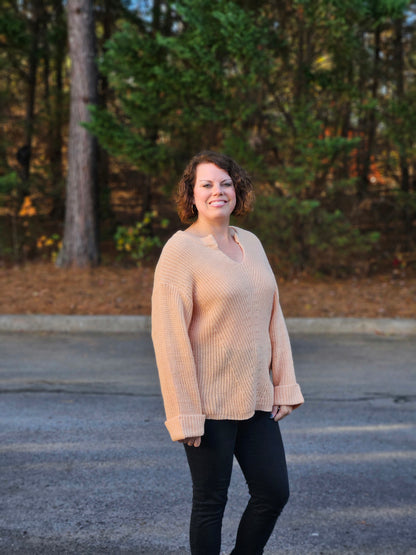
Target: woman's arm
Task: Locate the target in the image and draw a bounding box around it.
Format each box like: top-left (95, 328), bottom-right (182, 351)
top-left (269, 288), bottom-right (304, 410)
top-left (152, 281), bottom-right (206, 441)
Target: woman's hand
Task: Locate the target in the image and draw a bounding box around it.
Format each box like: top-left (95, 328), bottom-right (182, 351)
top-left (178, 436), bottom-right (202, 447)
top-left (270, 405), bottom-right (293, 422)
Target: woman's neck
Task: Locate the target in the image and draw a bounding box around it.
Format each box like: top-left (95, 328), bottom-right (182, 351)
top-left (187, 219), bottom-right (231, 241)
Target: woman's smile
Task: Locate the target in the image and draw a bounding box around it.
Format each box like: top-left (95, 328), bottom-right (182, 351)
top-left (193, 163), bottom-right (236, 221)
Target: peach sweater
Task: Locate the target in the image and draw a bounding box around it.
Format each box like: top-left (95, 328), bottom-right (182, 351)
top-left (151, 226), bottom-right (304, 441)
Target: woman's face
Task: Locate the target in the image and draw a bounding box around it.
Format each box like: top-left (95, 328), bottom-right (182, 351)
top-left (193, 163), bottom-right (236, 224)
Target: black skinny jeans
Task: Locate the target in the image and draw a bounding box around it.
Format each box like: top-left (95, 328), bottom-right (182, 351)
top-left (184, 411), bottom-right (289, 555)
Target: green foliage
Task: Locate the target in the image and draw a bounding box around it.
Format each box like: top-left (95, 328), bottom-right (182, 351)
top-left (0, 172), bottom-right (19, 197)
top-left (384, 94), bottom-right (416, 159)
top-left (87, 0), bottom-right (401, 274)
top-left (262, 102), bottom-right (361, 204)
top-left (86, 0), bottom-right (276, 179)
top-left (247, 195), bottom-right (380, 276)
top-left (114, 211), bottom-right (169, 265)
top-left (0, 8), bottom-right (29, 63)
top-left (2, 0), bottom-right (414, 273)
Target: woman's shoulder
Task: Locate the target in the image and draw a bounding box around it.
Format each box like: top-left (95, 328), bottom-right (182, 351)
top-left (232, 226), bottom-right (271, 266)
top-left (159, 230), bottom-right (199, 257)
top-left (231, 226), bottom-right (263, 246)
top-left (155, 231), bottom-right (198, 278)
top-left (161, 230), bottom-right (186, 248)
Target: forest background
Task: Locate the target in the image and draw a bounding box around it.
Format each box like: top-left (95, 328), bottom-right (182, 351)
top-left (0, 0), bottom-right (416, 316)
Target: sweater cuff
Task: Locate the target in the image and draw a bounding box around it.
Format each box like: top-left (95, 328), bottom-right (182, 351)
top-left (273, 384), bottom-right (304, 409)
top-left (165, 414), bottom-right (206, 442)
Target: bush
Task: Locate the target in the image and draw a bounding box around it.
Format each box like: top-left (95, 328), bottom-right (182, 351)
top-left (114, 211), bottom-right (169, 266)
top-left (247, 195), bottom-right (379, 277)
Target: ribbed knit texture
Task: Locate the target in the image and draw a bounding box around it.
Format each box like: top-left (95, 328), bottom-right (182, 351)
top-left (151, 226), bottom-right (304, 441)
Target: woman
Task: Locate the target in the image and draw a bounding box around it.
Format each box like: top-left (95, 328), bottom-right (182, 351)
top-left (151, 151), bottom-right (304, 555)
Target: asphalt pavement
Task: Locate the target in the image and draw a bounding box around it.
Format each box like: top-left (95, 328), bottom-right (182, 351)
top-left (0, 331), bottom-right (415, 554)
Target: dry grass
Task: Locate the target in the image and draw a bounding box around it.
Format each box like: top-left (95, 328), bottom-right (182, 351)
top-left (1, 262), bottom-right (415, 318)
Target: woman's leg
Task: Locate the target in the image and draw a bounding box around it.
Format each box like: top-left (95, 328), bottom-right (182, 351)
top-left (184, 419), bottom-right (237, 555)
top-left (230, 411), bottom-right (290, 555)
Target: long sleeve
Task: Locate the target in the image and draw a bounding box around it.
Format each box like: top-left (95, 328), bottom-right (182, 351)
top-left (152, 280), bottom-right (205, 441)
top-left (269, 288), bottom-right (304, 408)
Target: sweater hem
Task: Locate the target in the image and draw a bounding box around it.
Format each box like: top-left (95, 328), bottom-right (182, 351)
top-left (202, 406), bottom-right (273, 422)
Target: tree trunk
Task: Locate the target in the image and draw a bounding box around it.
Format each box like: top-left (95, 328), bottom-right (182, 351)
top-left (394, 16), bottom-right (410, 193)
top-left (358, 24), bottom-right (381, 197)
top-left (19, 0), bottom-right (41, 191)
top-left (57, 0), bottom-right (99, 267)
top-left (294, 8), bottom-right (305, 106)
top-left (49, 0), bottom-right (66, 219)
top-left (96, 0), bottom-right (114, 225)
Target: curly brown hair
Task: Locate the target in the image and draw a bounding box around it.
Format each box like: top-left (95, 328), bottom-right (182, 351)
top-left (176, 151), bottom-right (255, 223)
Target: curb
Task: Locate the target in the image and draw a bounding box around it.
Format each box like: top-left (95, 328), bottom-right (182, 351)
top-left (0, 315), bottom-right (415, 335)
top-left (0, 315), bottom-right (151, 333)
top-left (286, 317), bottom-right (416, 336)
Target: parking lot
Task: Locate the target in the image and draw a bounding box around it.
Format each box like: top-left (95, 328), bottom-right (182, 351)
top-left (1, 331), bottom-right (415, 554)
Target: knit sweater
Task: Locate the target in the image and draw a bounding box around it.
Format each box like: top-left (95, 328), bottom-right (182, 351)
top-left (151, 226), bottom-right (304, 441)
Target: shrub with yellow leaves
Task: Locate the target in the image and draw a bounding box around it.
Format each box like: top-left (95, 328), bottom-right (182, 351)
top-left (19, 196), bottom-right (37, 217)
top-left (114, 211), bottom-right (169, 266)
top-left (36, 233), bottom-right (62, 262)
